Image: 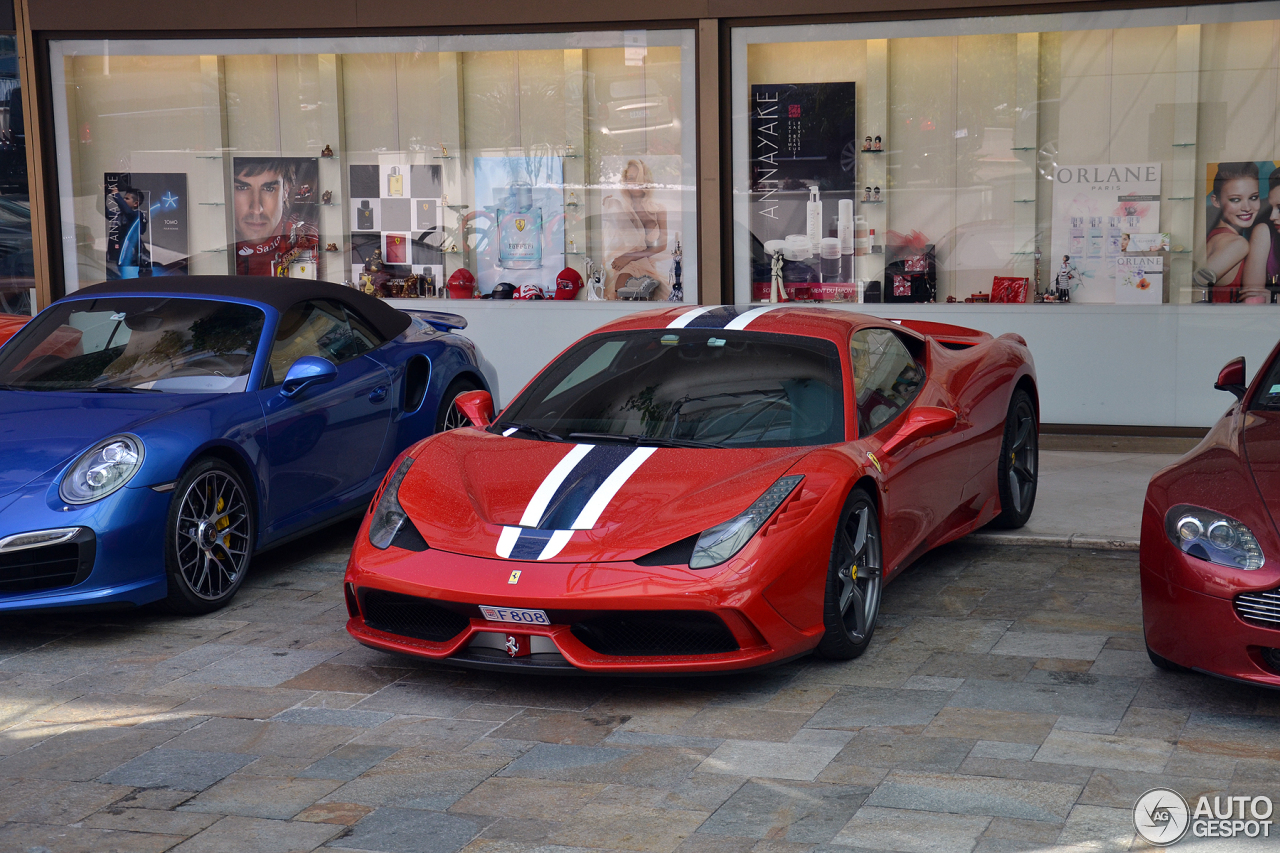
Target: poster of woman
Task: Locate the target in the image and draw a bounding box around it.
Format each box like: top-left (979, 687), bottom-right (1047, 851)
top-left (603, 158), bottom-right (671, 300)
top-left (1202, 161), bottom-right (1280, 303)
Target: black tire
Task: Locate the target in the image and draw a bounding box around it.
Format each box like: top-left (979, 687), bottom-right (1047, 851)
top-left (991, 388), bottom-right (1038, 529)
top-left (1146, 642), bottom-right (1190, 673)
top-left (162, 458), bottom-right (255, 614)
top-left (815, 488), bottom-right (884, 660)
top-left (436, 377), bottom-right (480, 433)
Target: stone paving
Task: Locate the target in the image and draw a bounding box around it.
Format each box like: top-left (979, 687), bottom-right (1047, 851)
top-left (1, 522), bottom-right (1278, 853)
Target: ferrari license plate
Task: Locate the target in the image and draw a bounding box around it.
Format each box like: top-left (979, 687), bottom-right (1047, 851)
top-left (480, 606), bottom-right (550, 626)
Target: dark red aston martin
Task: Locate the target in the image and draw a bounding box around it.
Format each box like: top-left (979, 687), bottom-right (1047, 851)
top-left (1143, 343), bottom-right (1280, 686)
top-left (343, 305), bottom-right (1038, 674)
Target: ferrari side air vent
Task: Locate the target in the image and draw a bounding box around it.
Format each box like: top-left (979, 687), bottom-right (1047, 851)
top-left (571, 611), bottom-right (738, 656)
top-left (635, 534), bottom-right (699, 567)
top-left (938, 339), bottom-right (976, 350)
top-left (1235, 588), bottom-right (1280, 629)
top-left (359, 589), bottom-right (470, 642)
top-left (762, 488), bottom-right (821, 538)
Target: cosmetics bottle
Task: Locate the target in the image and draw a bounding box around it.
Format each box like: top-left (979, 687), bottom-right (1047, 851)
top-left (806, 186), bottom-right (822, 254)
top-left (820, 238), bottom-right (841, 280)
top-left (838, 199), bottom-right (854, 255)
top-left (388, 167), bottom-right (403, 197)
top-left (357, 200), bottom-right (373, 230)
top-left (854, 216), bottom-right (869, 257)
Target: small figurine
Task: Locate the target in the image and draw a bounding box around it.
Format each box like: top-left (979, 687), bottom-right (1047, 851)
top-left (321, 189), bottom-right (333, 205)
top-left (565, 141), bottom-right (576, 157)
top-left (568, 237), bottom-right (576, 253)
top-left (873, 135), bottom-right (882, 151)
top-left (321, 144), bottom-right (334, 158)
top-left (295, 184), bottom-right (313, 201)
top-left (863, 187), bottom-right (872, 202)
top-left (440, 142), bottom-right (448, 157)
top-left (863, 136), bottom-right (873, 151)
top-left (873, 186), bottom-right (881, 201)
top-left (441, 193), bottom-right (449, 206)
top-left (325, 242), bottom-right (339, 252)
top-left (568, 191), bottom-right (578, 207)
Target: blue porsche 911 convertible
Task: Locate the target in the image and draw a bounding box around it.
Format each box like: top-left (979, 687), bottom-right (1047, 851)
top-left (0, 277), bottom-right (494, 613)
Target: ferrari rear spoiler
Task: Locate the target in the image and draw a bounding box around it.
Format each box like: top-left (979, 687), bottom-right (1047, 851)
top-left (403, 309), bottom-right (468, 332)
top-left (890, 318), bottom-right (994, 348)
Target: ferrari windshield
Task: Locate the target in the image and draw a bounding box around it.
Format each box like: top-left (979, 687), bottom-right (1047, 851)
top-left (0, 297), bottom-right (265, 393)
top-left (498, 329), bottom-right (844, 447)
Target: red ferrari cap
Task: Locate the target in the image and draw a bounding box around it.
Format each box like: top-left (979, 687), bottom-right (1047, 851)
top-left (554, 267), bottom-right (583, 300)
top-left (446, 268), bottom-right (476, 299)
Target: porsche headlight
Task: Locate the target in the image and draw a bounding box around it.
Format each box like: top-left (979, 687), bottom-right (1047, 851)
top-left (690, 475), bottom-right (803, 569)
top-left (1165, 504), bottom-right (1264, 571)
top-left (59, 435), bottom-right (144, 504)
top-left (369, 456), bottom-right (418, 550)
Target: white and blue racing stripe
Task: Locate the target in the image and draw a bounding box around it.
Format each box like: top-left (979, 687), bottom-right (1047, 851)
top-left (666, 304), bottom-right (785, 330)
top-left (496, 444), bottom-right (657, 561)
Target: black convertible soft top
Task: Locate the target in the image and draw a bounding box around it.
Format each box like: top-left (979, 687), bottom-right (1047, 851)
top-left (69, 277), bottom-right (413, 342)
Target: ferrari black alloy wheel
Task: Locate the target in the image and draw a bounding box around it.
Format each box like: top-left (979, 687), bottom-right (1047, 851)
top-left (163, 458), bottom-right (254, 614)
top-left (992, 388), bottom-right (1038, 529)
top-left (817, 487), bottom-right (883, 660)
top-left (437, 377), bottom-right (480, 432)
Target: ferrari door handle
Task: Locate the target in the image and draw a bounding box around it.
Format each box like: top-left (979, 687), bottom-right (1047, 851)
top-left (369, 385), bottom-right (388, 403)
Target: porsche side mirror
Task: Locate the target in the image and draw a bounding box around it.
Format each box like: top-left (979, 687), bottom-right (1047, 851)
top-left (879, 406), bottom-right (958, 456)
top-left (1214, 356), bottom-right (1247, 400)
top-left (454, 389), bottom-right (494, 428)
top-left (280, 356), bottom-right (338, 398)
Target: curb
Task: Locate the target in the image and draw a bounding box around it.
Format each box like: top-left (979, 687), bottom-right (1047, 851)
top-left (965, 531), bottom-right (1139, 552)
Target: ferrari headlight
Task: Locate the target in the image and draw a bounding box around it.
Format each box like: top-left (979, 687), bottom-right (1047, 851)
top-left (690, 475), bottom-right (803, 569)
top-left (59, 435), bottom-right (144, 504)
top-left (369, 456), bottom-right (416, 550)
top-left (1165, 504), bottom-right (1264, 571)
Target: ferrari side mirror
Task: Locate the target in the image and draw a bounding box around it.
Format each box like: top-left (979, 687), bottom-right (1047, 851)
top-left (454, 389), bottom-right (494, 428)
top-left (879, 406), bottom-right (958, 457)
top-left (1215, 356), bottom-right (1247, 400)
top-left (280, 356), bottom-right (337, 398)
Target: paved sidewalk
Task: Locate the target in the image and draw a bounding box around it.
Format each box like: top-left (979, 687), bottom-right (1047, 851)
top-left (1, 522), bottom-right (1277, 853)
top-left (969, 450), bottom-right (1183, 552)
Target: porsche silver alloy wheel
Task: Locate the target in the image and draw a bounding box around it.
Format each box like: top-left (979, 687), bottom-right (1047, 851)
top-left (1007, 398), bottom-right (1037, 515)
top-left (442, 397), bottom-right (469, 431)
top-left (835, 502), bottom-right (883, 644)
top-left (175, 470), bottom-right (250, 601)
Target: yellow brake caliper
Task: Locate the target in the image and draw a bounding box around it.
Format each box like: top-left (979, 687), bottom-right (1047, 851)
top-left (215, 496), bottom-right (230, 548)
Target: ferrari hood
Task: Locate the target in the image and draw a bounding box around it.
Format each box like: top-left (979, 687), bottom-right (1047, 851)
top-left (397, 428), bottom-right (813, 563)
top-left (0, 391), bottom-right (196, 499)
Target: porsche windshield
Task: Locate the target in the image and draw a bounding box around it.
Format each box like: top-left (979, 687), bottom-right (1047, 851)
top-left (0, 297), bottom-right (266, 393)
top-left (498, 329), bottom-right (844, 447)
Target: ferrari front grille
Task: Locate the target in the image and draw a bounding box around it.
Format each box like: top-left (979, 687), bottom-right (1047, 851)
top-left (570, 611), bottom-right (738, 657)
top-left (0, 530), bottom-right (95, 593)
top-left (359, 589), bottom-right (470, 642)
top-left (1234, 588), bottom-right (1280, 629)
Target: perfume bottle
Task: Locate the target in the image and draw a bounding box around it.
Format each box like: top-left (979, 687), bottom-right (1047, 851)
top-left (387, 167), bottom-right (403, 197)
top-left (357, 200), bottom-right (374, 230)
top-left (497, 181), bottom-right (543, 270)
top-left (1087, 216), bottom-right (1103, 259)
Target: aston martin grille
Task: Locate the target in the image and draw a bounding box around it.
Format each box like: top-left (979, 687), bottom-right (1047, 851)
top-left (1234, 588), bottom-right (1280, 629)
top-left (570, 611), bottom-right (738, 656)
top-left (359, 589), bottom-right (470, 642)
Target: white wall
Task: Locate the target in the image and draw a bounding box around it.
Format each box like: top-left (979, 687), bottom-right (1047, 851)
top-left (410, 298), bottom-right (1273, 427)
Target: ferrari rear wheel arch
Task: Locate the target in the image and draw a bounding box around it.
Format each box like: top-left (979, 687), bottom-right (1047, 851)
top-left (991, 387), bottom-right (1038, 529)
top-left (815, 486), bottom-right (884, 660)
top-left (436, 375), bottom-right (482, 433)
top-left (162, 456), bottom-right (257, 614)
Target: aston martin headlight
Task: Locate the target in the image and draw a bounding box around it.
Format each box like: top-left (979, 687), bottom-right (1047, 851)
top-left (690, 475), bottom-right (803, 569)
top-left (369, 456), bottom-right (417, 550)
top-left (59, 435), bottom-right (144, 504)
top-left (1165, 504), bottom-right (1264, 571)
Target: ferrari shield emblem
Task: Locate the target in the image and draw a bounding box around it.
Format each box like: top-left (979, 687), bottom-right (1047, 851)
top-left (508, 570), bottom-right (521, 584)
top-left (515, 218), bottom-right (526, 232)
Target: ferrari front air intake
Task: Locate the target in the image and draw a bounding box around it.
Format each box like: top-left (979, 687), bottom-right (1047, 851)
top-left (359, 589), bottom-right (470, 642)
top-left (570, 611), bottom-right (738, 656)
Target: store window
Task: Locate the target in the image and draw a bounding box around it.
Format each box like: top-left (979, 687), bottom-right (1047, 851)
top-left (731, 2), bottom-right (1280, 306)
top-left (0, 34), bottom-right (31, 314)
top-left (49, 31), bottom-right (696, 304)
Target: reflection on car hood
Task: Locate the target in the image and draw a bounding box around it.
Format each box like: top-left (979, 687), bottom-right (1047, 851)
top-left (0, 391), bottom-right (196, 499)
top-left (396, 428), bottom-right (812, 563)
top-left (1244, 410), bottom-right (1280, 537)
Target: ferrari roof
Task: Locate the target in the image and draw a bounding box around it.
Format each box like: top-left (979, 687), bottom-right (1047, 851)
top-left (67, 276), bottom-right (412, 341)
top-left (592, 305), bottom-right (889, 342)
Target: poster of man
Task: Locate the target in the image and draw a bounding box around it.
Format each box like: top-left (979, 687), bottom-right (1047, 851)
top-left (104, 172), bottom-right (188, 279)
top-left (1201, 161), bottom-right (1280, 303)
top-left (231, 157), bottom-right (320, 277)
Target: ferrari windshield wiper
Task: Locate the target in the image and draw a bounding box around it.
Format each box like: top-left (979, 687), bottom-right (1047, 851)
top-left (567, 432), bottom-right (721, 449)
top-left (493, 421), bottom-right (565, 442)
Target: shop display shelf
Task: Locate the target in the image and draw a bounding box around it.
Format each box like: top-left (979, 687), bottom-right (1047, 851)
top-left (1014, 199), bottom-right (1035, 203)
top-left (1167, 196), bottom-right (1195, 201)
top-left (198, 202), bottom-right (224, 206)
top-left (1171, 142), bottom-right (1196, 147)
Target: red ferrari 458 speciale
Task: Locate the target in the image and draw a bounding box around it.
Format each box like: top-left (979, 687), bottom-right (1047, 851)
top-left (1142, 344), bottom-right (1280, 687)
top-left (344, 305), bottom-right (1038, 674)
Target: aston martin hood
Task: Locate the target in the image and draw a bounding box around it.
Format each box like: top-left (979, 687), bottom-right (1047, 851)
top-left (0, 391), bottom-right (193, 499)
top-left (396, 428), bottom-right (812, 563)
